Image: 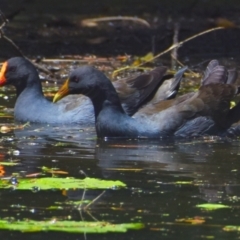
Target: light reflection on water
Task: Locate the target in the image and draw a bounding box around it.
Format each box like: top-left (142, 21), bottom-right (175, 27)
top-left (1, 1), bottom-right (240, 237)
top-left (0, 118), bottom-right (237, 239)
top-left (1, 87), bottom-right (240, 239)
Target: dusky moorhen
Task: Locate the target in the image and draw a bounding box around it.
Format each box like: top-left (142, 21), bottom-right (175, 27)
top-left (0, 57), bottom-right (172, 124)
top-left (53, 61), bottom-right (239, 138)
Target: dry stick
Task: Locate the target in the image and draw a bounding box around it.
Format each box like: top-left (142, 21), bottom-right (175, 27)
top-left (1, 35), bottom-right (25, 56)
top-left (170, 54), bottom-right (199, 77)
top-left (77, 170), bottom-right (88, 210)
top-left (78, 170), bottom-right (87, 211)
top-left (84, 190), bottom-right (106, 210)
top-left (27, 59), bottom-right (52, 75)
top-left (0, 8), bottom-right (8, 29)
top-left (78, 188), bottom-right (87, 210)
top-left (1, 34), bottom-right (52, 75)
top-left (0, 12), bottom-right (52, 75)
top-left (79, 170), bottom-right (88, 178)
top-left (138, 26), bottom-right (225, 67)
top-left (0, 12), bottom-right (25, 55)
top-left (171, 23), bottom-right (180, 69)
top-left (170, 54), bottom-right (185, 67)
top-left (77, 184), bottom-right (86, 240)
top-left (85, 210), bottom-right (100, 222)
top-left (78, 209), bottom-right (87, 240)
top-left (42, 58), bottom-right (111, 63)
top-left (112, 66), bottom-right (152, 78)
top-left (81, 16), bottom-right (150, 28)
top-left (112, 27), bottom-right (225, 77)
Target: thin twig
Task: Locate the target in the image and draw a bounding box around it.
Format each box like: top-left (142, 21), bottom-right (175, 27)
top-left (0, 9), bottom-right (8, 29)
top-left (84, 190), bottom-right (106, 210)
top-left (42, 58), bottom-right (112, 63)
top-left (1, 35), bottom-right (25, 57)
top-left (79, 208), bottom-right (84, 221)
top-left (1, 35), bottom-right (53, 75)
top-left (79, 170), bottom-right (88, 178)
top-left (171, 23), bottom-right (180, 69)
top-left (112, 66), bottom-right (152, 78)
top-left (1, 34), bottom-right (51, 74)
top-left (112, 27), bottom-right (225, 76)
top-left (138, 26), bottom-right (225, 67)
top-left (81, 16), bottom-right (150, 28)
top-left (77, 170), bottom-right (90, 209)
top-left (0, 10), bottom-right (52, 75)
top-left (170, 54), bottom-right (199, 77)
top-left (170, 54), bottom-right (185, 67)
top-left (78, 188), bottom-right (87, 210)
top-left (85, 210), bottom-right (100, 222)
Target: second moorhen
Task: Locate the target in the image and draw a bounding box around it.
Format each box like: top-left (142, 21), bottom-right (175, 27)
top-left (0, 57), bottom-right (173, 124)
top-left (53, 60), bottom-right (240, 138)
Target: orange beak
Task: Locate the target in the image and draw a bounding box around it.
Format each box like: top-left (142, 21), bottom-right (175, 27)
top-left (53, 79), bottom-right (70, 103)
top-left (0, 62), bottom-right (8, 86)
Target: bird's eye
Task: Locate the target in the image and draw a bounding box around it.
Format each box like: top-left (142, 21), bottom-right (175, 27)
top-left (8, 66), bottom-right (17, 73)
top-left (72, 76), bottom-right (79, 83)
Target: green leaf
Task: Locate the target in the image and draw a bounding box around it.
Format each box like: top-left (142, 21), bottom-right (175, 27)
top-left (0, 162), bottom-right (19, 166)
top-left (0, 219), bottom-right (144, 233)
top-left (175, 181), bottom-right (192, 185)
top-left (0, 177), bottom-right (126, 190)
top-left (196, 203), bottom-right (231, 210)
top-left (223, 225), bottom-right (240, 232)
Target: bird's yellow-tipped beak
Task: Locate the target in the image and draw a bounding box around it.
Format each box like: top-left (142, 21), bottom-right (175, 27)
top-left (0, 62), bottom-right (8, 86)
top-left (53, 79), bottom-right (70, 103)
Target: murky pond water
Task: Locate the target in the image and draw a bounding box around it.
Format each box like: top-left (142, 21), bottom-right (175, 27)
top-left (1, 86), bottom-right (240, 239)
top-left (1, 1), bottom-right (240, 239)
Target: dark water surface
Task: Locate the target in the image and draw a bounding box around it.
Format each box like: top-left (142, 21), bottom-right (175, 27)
top-left (1, 1), bottom-right (240, 239)
top-left (0, 94), bottom-right (240, 239)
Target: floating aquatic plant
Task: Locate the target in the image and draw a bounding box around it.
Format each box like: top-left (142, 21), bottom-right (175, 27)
top-left (0, 218), bottom-right (143, 233)
top-left (0, 177), bottom-right (126, 190)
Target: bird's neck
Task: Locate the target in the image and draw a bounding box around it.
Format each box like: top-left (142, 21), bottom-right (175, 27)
top-left (90, 84), bottom-right (125, 119)
top-left (16, 73), bottom-right (44, 98)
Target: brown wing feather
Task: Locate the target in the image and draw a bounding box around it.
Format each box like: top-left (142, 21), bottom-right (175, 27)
top-left (178, 83), bottom-right (237, 127)
top-left (113, 66), bottom-right (167, 115)
top-left (227, 69), bottom-right (238, 84)
top-left (202, 65), bottom-right (228, 85)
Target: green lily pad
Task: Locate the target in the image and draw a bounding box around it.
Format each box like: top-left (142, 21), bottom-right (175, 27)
top-left (196, 203), bottom-right (231, 210)
top-left (175, 181), bottom-right (192, 185)
top-left (223, 225), bottom-right (240, 232)
top-left (0, 162), bottom-right (19, 166)
top-left (0, 177), bottom-right (126, 190)
top-left (0, 219), bottom-right (144, 233)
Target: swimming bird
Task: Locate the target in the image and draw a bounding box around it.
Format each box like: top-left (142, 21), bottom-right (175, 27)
top-left (135, 60), bottom-right (238, 118)
top-left (54, 61), bottom-right (239, 138)
top-left (0, 57), bottom-right (169, 124)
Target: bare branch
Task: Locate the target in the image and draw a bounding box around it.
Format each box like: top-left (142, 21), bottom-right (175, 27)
top-left (138, 27), bottom-right (225, 66)
top-left (82, 16), bottom-right (150, 28)
top-left (84, 190), bottom-right (106, 210)
top-left (0, 9), bottom-right (52, 75)
top-left (171, 23), bottom-right (180, 69)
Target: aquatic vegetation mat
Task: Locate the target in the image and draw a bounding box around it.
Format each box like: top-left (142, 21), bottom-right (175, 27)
top-left (0, 177), bottom-right (126, 190)
top-left (196, 203), bottom-right (231, 211)
top-left (0, 219), bottom-right (144, 233)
